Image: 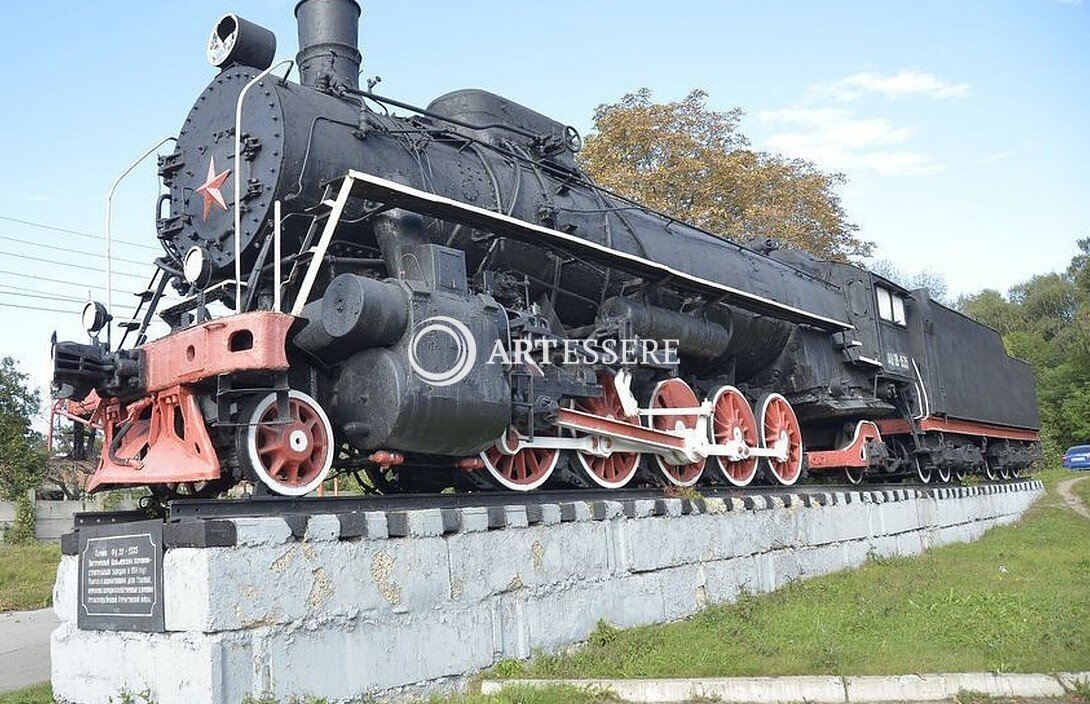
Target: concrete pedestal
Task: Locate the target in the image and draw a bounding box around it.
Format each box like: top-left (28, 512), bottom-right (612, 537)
top-left (51, 481), bottom-right (1043, 703)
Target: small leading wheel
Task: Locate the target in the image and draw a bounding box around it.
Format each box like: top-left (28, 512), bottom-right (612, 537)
top-left (838, 423), bottom-right (867, 486)
top-left (936, 463), bottom-right (952, 483)
top-left (573, 369), bottom-right (642, 489)
top-left (150, 478), bottom-right (232, 501)
top-left (480, 427), bottom-right (560, 491)
top-left (648, 378), bottom-right (706, 486)
top-left (842, 466), bottom-right (866, 486)
top-left (914, 456), bottom-right (933, 484)
top-left (709, 386), bottom-right (759, 487)
top-left (242, 390), bottom-right (334, 496)
top-left (757, 393), bottom-right (804, 486)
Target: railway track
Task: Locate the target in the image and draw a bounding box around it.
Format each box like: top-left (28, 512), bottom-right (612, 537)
top-left (70, 479), bottom-right (1031, 527)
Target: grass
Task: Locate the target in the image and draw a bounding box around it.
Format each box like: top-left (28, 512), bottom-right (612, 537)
top-left (0, 541), bottom-right (61, 611)
top-left (495, 466), bottom-right (1090, 680)
top-left (427, 685), bottom-right (618, 704)
top-left (0, 683), bottom-right (615, 704)
top-left (0, 683), bottom-right (52, 704)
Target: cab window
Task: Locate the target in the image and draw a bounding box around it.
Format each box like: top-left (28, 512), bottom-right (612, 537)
top-left (876, 285), bottom-right (906, 326)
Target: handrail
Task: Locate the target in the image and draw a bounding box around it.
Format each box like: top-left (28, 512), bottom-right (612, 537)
top-left (104, 135), bottom-right (176, 346)
top-left (289, 178), bottom-right (354, 316)
top-left (273, 200), bottom-right (283, 312)
top-left (234, 59), bottom-right (294, 310)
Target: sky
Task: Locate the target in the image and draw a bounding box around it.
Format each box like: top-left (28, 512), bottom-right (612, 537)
top-left (0, 0), bottom-right (1087, 404)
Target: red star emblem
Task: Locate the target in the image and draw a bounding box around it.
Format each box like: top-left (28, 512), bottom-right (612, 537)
top-left (196, 156), bottom-right (231, 221)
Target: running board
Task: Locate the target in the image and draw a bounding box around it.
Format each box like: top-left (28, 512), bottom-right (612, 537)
top-left (331, 170), bottom-right (853, 331)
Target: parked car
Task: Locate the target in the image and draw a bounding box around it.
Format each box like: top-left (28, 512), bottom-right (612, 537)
top-left (1062, 445), bottom-right (1090, 470)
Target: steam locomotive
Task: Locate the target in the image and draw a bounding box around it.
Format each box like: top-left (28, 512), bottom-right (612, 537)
top-left (50, 0), bottom-right (1041, 498)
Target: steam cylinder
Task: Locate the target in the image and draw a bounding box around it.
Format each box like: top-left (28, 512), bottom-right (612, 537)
top-left (597, 297), bottom-right (732, 360)
top-left (292, 275), bottom-right (408, 364)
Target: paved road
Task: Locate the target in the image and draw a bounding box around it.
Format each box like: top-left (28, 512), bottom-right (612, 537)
top-left (1056, 474), bottom-right (1090, 519)
top-left (0, 608), bottom-right (57, 692)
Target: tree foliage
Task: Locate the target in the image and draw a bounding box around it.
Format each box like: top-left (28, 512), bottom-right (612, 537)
top-left (578, 88), bottom-right (871, 262)
top-left (870, 259), bottom-right (950, 304)
top-left (0, 356), bottom-right (45, 500)
top-left (958, 238), bottom-right (1090, 456)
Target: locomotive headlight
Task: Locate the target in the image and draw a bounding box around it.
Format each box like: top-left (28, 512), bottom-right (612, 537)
top-left (183, 246), bottom-right (213, 287)
top-left (81, 300), bottom-right (110, 334)
top-left (207, 14), bottom-right (276, 71)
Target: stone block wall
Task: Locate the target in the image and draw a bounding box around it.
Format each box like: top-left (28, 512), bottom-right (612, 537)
top-left (51, 481), bottom-right (1043, 703)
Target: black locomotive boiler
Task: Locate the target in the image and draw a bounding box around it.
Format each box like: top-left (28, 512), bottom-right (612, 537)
top-left (50, 0), bottom-right (1041, 498)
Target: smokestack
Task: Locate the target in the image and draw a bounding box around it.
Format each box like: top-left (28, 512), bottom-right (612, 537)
top-left (294, 0), bottom-right (362, 91)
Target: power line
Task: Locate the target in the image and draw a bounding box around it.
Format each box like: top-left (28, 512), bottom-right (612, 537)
top-left (0, 250), bottom-right (149, 280)
top-left (0, 233), bottom-right (150, 267)
top-left (0, 290), bottom-right (138, 310)
top-left (0, 283), bottom-right (179, 306)
top-left (0, 268), bottom-right (142, 296)
top-left (0, 270), bottom-right (182, 307)
top-left (0, 287), bottom-right (84, 304)
top-left (0, 301), bottom-right (98, 315)
top-left (0, 214), bottom-right (161, 252)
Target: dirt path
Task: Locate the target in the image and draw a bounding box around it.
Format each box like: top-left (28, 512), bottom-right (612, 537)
top-left (1055, 474), bottom-right (1090, 519)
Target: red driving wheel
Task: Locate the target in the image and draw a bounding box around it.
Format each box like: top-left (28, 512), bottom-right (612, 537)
top-left (648, 378), bottom-right (705, 486)
top-left (758, 393), bottom-right (803, 486)
top-left (573, 369), bottom-right (642, 489)
top-left (480, 427), bottom-right (560, 491)
top-left (710, 386), bottom-right (759, 487)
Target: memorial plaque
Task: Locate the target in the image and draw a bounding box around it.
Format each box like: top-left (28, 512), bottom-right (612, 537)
top-left (77, 519), bottom-right (164, 632)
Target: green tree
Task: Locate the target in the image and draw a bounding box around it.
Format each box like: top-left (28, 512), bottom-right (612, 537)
top-left (578, 88), bottom-right (871, 262)
top-left (0, 357), bottom-right (45, 499)
top-left (1067, 237), bottom-right (1090, 294)
top-left (958, 241), bottom-right (1090, 454)
top-left (959, 289), bottom-right (1022, 336)
top-left (871, 259), bottom-right (950, 303)
top-left (0, 357), bottom-right (45, 544)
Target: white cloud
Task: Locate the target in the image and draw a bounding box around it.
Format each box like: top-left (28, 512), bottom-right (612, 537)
top-left (809, 70), bottom-right (969, 102)
top-left (761, 109), bottom-right (912, 148)
top-left (760, 106), bottom-right (942, 176)
top-left (757, 107), bottom-right (850, 127)
top-left (979, 151), bottom-right (1012, 163)
top-left (755, 69), bottom-right (966, 177)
